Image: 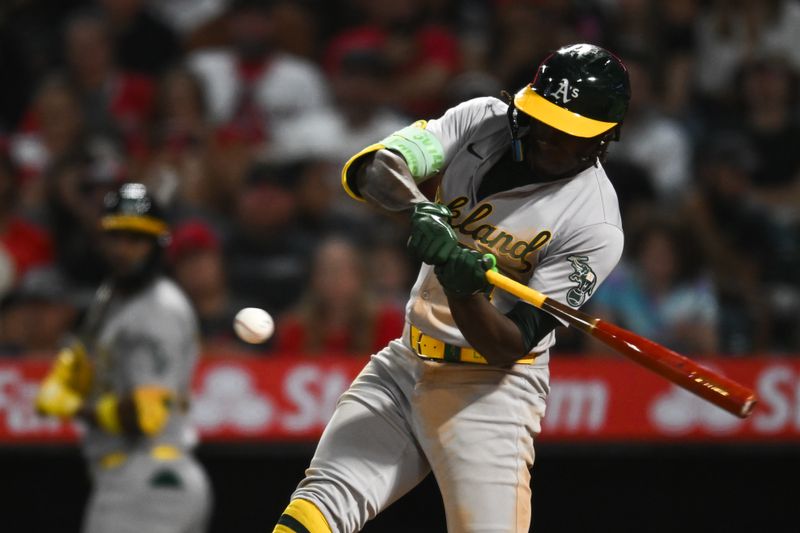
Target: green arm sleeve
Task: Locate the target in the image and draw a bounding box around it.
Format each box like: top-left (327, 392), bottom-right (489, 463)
top-left (341, 120), bottom-right (444, 201)
top-left (505, 301), bottom-right (560, 353)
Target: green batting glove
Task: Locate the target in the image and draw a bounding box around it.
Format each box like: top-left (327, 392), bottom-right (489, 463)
top-left (435, 249), bottom-right (497, 297)
top-left (407, 202), bottom-right (459, 266)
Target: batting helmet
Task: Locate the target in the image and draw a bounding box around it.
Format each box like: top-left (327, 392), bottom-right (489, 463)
top-left (101, 183), bottom-right (169, 239)
top-left (514, 43), bottom-right (630, 139)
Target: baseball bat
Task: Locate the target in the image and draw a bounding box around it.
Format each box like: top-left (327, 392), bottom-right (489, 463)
top-left (485, 269), bottom-right (757, 418)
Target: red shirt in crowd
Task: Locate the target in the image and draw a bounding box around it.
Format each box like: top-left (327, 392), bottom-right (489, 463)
top-left (325, 25), bottom-right (460, 117)
top-left (275, 304), bottom-right (405, 356)
top-left (1, 218), bottom-right (54, 279)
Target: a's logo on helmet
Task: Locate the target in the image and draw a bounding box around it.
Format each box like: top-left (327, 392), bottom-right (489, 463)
top-left (552, 78), bottom-right (580, 104)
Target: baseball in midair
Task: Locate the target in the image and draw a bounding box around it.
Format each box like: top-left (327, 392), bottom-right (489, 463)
top-left (234, 307), bottom-right (275, 344)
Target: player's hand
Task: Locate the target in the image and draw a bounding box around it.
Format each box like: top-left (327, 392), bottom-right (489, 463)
top-left (407, 202), bottom-right (459, 265)
top-left (35, 378), bottom-right (83, 418)
top-left (51, 342), bottom-right (93, 395)
top-left (435, 249), bottom-right (497, 297)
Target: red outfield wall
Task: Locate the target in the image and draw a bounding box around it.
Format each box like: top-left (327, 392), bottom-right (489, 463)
top-left (1, 355), bottom-right (797, 444)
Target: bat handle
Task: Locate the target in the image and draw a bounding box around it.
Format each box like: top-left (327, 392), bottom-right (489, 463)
top-left (485, 268), bottom-right (546, 308)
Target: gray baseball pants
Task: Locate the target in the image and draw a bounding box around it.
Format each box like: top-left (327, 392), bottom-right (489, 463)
top-left (82, 450), bottom-right (211, 533)
top-left (292, 336), bottom-right (549, 533)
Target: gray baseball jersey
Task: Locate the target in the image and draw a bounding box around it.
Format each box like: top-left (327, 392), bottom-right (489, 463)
top-left (81, 277), bottom-right (211, 533)
top-left (290, 96), bottom-right (623, 532)
top-left (408, 97), bottom-right (624, 365)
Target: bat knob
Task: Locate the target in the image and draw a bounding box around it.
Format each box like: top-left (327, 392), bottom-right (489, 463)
top-left (740, 396), bottom-right (758, 418)
top-left (480, 253), bottom-right (498, 272)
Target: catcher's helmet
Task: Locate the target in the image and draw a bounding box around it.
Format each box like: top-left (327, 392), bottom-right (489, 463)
top-left (101, 183), bottom-right (169, 239)
top-left (514, 43), bottom-right (630, 139)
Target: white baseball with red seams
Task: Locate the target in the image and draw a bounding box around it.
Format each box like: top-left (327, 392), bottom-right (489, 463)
top-left (234, 307), bottom-right (274, 343)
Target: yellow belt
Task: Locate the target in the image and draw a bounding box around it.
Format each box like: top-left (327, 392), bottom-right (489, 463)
top-left (99, 445), bottom-right (182, 469)
top-left (409, 325), bottom-right (535, 365)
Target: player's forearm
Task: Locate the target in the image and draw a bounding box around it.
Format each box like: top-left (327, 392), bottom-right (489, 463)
top-left (356, 149), bottom-right (428, 211)
top-left (447, 293), bottom-right (528, 366)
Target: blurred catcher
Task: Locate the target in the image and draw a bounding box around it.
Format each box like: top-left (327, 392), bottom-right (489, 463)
top-left (36, 183), bottom-right (211, 533)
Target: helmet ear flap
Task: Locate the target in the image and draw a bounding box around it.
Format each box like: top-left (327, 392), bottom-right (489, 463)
top-left (593, 128), bottom-right (619, 166)
top-left (612, 122), bottom-right (623, 142)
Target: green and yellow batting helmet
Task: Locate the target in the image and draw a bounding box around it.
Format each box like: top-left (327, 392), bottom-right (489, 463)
top-left (514, 43), bottom-right (631, 138)
top-left (101, 183), bottom-right (169, 238)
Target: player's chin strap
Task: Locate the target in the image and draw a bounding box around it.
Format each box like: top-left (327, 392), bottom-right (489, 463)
top-left (503, 91), bottom-right (525, 162)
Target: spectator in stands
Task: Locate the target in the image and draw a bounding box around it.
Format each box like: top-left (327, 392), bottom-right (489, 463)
top-left (653, 0), bottom-right (699, 117)
top-left (146, 67), bottom-right (216, 214)
top-left (589, 216), bottom-right (720, 356)
top-left (188, 0), bottom-right (329, 156)
top-left (607, 52), bottom-right (692, 203)
top-left (604, 0), bottom-right (655, 55)
top-left (172, 51), bottom-right (258, 220)
top-left (443, 69), bottom-right (503, 110)
top-left (44, 141), bottom-right (122, 289)
top-left (268, 47), bottom-right (409, 166)
top-left (0, 267), bottom-right (80, 356)
top-left (292, 158), bottom-right (366, 240)
top-left (269, 0), bottom-right (319, 60)
top-left (96, 0), bottom-right (182, 75)
top-left (61, 8), bottom-right (156, 158)
top-left (0, 153), bottom-right (53, 296)
top-left (10, 76), bottom-right (87, 210)
top-left (274, 235), bottom-right (404, 356)
top-left (146, 0), bottom-right (229, 40)
top-left (694, 0), bottom-right (800, 105)
top-left (168, 219), bottom-right (243, 352)
top-left (732, 55), bottom-right (800, 210)
top-left (224, 162), bottom-right (315, 318)
top-left (268, 48), bottom-right (411, 228)
top-left (489, 0), bottom-right (583, 91)
top-left (685, 132), bottom-right (798, 353)
top-left (367, 238), bottom-right (414, 311)
top-left (324, 0), bottom-right (460, 117)
top-left (0, 0), bottom-right (80, 131)
top-left (601, 158), bottom-right (658, 236)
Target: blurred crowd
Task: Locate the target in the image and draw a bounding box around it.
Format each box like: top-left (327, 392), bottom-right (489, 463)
top-left (0, 0), bottom-right (797, 358)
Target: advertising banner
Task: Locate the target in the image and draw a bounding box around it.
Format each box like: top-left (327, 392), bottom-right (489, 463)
top-left (1, 355), bottom-right (796, 444)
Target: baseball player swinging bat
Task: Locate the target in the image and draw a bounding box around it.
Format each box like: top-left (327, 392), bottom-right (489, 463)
top-left (485, 268), bottom-right (758, 419)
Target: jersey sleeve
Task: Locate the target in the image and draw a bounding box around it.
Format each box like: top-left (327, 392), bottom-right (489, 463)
top-left (115, 305), bottom-right (198, 393)
top-left (341, 97), bottom-right (506, 200)
top-left (424, 97), bottom-right (507, 164)
top-left (528, 222), bottom-right (624, 325)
